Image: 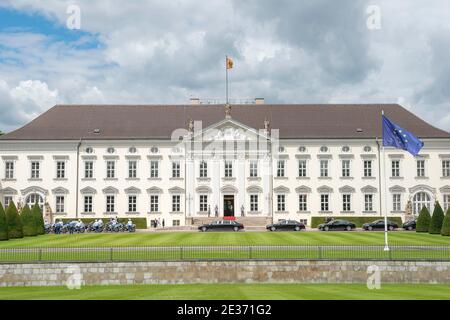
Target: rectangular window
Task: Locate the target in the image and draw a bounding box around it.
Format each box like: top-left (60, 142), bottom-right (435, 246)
top-left (443, 195), bottom-right (450, 212)
top-left (84, 161), bottom-right (93, 179)
top-left (298, 160), bottom-right (307, 177)
top-left (364, 160), bottom-right (372, 177)
top-left (199, 195), bottom-right (208, 212)
top-left (106, 161), bottom-right (115, 179)
top-left (391, 160), bottom-right (400, 177)
top-left (128, 161), bottom-right (137, 179)
top-left (172, 161), bottom-right (181, 178)
top-left (277, 160), bottom-right (285, 177)
top-left (199, 161), bottom-right (208, 178)
top-left (224, 161), bottom-right (233, 178)
top-left (128, 195), bottom-right (137, 212)
top-left (342, 194), bottom-right (351, 212)
top-left (442, 160), bottom-right (450, 177)
top-left (250, 194), bottom-right (258, 212)
top-left (4, 196), bottom-right (13, 207)
top-left (106, 195), bottom-right (115, 213)
top-left (277, 194), bottom-right (286, 211)
top-left (84, 196), bottom-right (93, 213)
top-left (298, 194), bottom-right (307, 211)
top-left (320, 194), bottom-right (329, 211)
top-left (31, 161), bottom-right (40, 179)
top-left (150, 195), bottom-right (159, 212)
top-left (56, 161), bottom-right (65, 179)
top-left (55, 196), bottom-right (65, 213)
top-left (172, 220), bottom-right (180, 227)
top-left (364, 194), bottom-right (373, 211)
top-left (172, 195), bottom-right (181, 212)
top-left (249, 161), bottom-right (258, 177)
top-left (150, 161), bottom-right (159, 178)
top-left (5, 161), bottom-right (14, 179)
top-left (417, 160), bottom-right (425, 177)
top-left (320, 160), bottom-right (329, 177)
top-left (392, 194), bottom-right (401, 211)
top-left (342, 160), bottom-right (350, 177)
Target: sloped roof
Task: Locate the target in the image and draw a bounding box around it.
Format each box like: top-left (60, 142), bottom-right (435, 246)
top-left (1, 104), bottom-right (449, 140)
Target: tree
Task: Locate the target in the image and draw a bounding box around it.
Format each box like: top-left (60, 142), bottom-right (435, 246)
top-left (429, 202), bottom-right (445, 234)
top-left (32, 203), bottom-right (45, 235)
top-left (416, 206), bottom-right (431, 232)
top-left (6, 202), bottom-right (23, 239)
top-left (441, 207), bottom-right (450, 236)
top-left (0, 202), bottom-right (8, 241)
top-left (21, 204), bottom-right (37, 237)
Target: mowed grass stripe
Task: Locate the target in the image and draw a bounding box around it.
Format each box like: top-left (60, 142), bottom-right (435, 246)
top-left (1, 232), bottom-right (450, 248)
top-left (1, 284), bottom-right (450, 300)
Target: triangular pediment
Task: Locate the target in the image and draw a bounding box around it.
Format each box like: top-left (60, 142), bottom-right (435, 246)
top-left (193, 118), bottom-right (268, 142)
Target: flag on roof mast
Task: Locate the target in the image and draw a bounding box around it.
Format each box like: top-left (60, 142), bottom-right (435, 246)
top-left (226, 56), bottom-right (234, 69)
top-left (382, 114), bottom-right (424, 156)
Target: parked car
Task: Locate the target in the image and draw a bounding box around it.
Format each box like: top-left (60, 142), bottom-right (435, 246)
top-left (318, 220), bottom-right (356, 231)
top-left (266, 220), bottom-right (306, 232)
top-left (198, 220), bottom-right (244, 232)
top-left (402, 220), bottom-right (416, 231)
top-left (362, 219), bottom-right (398, 231)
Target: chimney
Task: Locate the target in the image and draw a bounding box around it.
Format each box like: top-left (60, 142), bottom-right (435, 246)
top-left (190, 98), bottom-right (200, 105)
top-left (255, 98), bottom-right (265, 105)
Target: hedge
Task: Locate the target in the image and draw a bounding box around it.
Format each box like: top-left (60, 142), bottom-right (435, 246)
top-left (20, 204), bottom-right (37, 237)
top-left (416, 206), bottom-right (431, 232)
top-left (0, 202), bottom-right (8, 241)
top-left (32, 204), bottom-right (45, 235)
top-left (429, 202), bottom-right (445, 234)
top-left (310, 216), bottom-right (403, 228)
top-left (441, 207), bottom-right (450, 236)
top-left (60, 217), bottom-right (148, 229)
top-left (6, 202), bottom-right (23, 239)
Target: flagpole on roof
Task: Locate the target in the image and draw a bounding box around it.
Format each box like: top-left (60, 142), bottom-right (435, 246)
top-left (381, 110), bottom-right (390, 251)
top-left (225, 55), bottom-right (229, 105)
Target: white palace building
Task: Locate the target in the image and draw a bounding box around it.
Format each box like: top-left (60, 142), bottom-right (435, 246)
top-left (0, 100), bottom-right (449, 227)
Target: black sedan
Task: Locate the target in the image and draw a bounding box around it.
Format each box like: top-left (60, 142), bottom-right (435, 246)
top-left (266, 220), bottom-right (306, 232)
top-left (198, 220), bottom-right (244, 232)
top-left (402, 220), bottom-right (416, 231)
top-left (362, 219), bottom-right (398, 231)
top-left (318, 220), bottom-right (356, 231)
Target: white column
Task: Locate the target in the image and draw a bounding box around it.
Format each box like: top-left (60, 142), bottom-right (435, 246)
top-left (237, 155), bottom-right (246, 215)
top-left (212, 158), bottom-right (221, 216)
top-left (186, 156), bottom-right (195, 217)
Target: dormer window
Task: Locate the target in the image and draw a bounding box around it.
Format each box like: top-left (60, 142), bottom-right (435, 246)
top-left (342, 146), bottom-right (350, 153)
top-left (129, 147), bottom-right (137, 154)
top-left (320, 146), bottom-right (329, 153)
top-left (107, 147), bottom-right (115, 154)
top-left (151, 147), bottom-right (159, 154)
top-left (364, 146), bottom-right (372, 152)
top-left (298, 146), bottom-right (307, 153)
top-left (85, 147), bottom-right (93, 154)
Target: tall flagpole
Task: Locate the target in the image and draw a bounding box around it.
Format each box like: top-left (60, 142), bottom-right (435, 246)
top-left (225, 55), bottom-right (229, 104)
top-left (382, 110), bottom-right (390, 251)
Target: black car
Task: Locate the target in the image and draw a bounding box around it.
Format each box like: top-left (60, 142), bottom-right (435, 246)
top-left (402, 220), bottom-right (416, 231)
top-left (362, 219), bottom-right (398, 231)
top-left (198, 220), bottom-right (244, 232)
top-left (266, 220), bottom-right (306, 232)
top-left (318, 220), bottom-right (356, 231)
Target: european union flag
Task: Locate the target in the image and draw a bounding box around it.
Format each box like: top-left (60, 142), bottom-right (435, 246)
top-left (382, 115), bottom-right (424, 156)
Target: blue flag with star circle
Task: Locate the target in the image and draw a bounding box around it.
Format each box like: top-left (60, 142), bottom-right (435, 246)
top-left (382, 115), bottom-right (424, 156)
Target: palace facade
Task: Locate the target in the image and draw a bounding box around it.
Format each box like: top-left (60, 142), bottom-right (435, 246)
top-left (0, 101), bottom-right (449, 227)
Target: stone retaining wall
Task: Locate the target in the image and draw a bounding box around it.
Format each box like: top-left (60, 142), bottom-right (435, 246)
top-left (0, 260), bottom-right (449, 287)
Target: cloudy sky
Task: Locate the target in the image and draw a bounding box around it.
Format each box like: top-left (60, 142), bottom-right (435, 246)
top-left (0, 0), bottom-right (450, 133)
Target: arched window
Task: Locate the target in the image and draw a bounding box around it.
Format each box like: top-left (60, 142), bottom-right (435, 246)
top-left (26, 193), bottom-right (44, 210)
top-left (413, 192), bottom-right (431, 215)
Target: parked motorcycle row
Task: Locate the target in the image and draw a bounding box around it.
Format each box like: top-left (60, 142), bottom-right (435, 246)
top-left (45, 219), bottom-right (136, 234)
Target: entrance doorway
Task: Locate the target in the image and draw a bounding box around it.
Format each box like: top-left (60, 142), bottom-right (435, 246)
top-left (223, 195), bottom-right (235, 217)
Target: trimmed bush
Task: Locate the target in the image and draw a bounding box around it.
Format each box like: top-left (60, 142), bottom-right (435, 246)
top-left (61, 217), bottom-right (148, 229)
top-left (310, 216), bottom-right (403, 228)
top-left (0, 202), bottom-right (8, 241)
top-left (441, 207), bottom-right (450, 236)
top-left (32, 204), bottom-right (45, 235)
top-left (429, 202), bottom-right (445, 234)
top-left (416, 206), bottom-right (432, 232)
top-left (20, 204), bottom-right (37, 237)
top-left (6, 202), bottom-right (23, 239)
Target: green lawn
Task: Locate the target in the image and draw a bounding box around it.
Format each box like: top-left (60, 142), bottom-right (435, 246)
top-left (1, 231), bottom-right (450, 248)
top-left (0, 284), bottom-right (449, 300)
